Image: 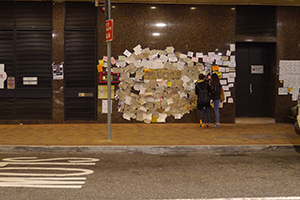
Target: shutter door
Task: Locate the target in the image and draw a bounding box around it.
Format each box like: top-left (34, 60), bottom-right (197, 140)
top-left (0, 31), bottom-right (14, 119)
top-left (65, 2), bottom-right (97, 121)
top-left (0, 2), bottom-right (52, 121)
top-left (16, 31), bottom-right (52, 120)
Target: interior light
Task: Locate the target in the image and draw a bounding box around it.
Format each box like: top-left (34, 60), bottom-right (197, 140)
top-left (150, 6), bottom-right (156, 9)
top-left (191, 7), bottom-right (196, 10)
top-left (156, 23), bottom-right (166, 27)
top-left (152, 33), bottom-right (160, 36)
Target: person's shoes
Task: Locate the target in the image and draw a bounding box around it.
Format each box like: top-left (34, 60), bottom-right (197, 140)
top-left (213, 123), bottom-right (220, 128)
top-left (201, 123), bottom-right (207, 128)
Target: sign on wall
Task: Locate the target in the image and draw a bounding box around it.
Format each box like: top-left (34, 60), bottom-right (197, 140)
top-left (251, 65), bottom-right (264, 74)
top-left (0, 64), bottom-right (7, 89)
top-left (106, 19), bottom-right (113, 42)
top-left (53, 64), bottom-right (64, 80)
top-left (7, 77), bottom-right (15, 89)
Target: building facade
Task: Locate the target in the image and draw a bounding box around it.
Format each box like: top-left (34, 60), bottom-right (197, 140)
top-left (0, 1), bottom-right (299, 124)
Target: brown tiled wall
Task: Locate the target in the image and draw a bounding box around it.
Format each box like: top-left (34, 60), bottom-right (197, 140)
top-left (97, 4), bottom-right (236, 123)
top-left (52, 2), bottom-right (65, 123)
top-left (48, 3), bottom-right (300, 124)
top-left (276, 6), bottom-right (300, 123)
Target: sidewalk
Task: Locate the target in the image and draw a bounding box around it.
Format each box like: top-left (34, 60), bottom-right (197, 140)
top-left (0, 123), bottom-right (300, 153)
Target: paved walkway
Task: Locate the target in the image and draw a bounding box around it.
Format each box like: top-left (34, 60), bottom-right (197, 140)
top-left (0, 123), bottom-right (299, 147)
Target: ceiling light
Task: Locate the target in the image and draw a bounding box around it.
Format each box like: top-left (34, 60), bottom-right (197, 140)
top-left (191, 7), bottom-right (196, 10)
top-left (156, 23), bottom-right (166, 27)
top-left (150, 6), bottom-right (156, 9)
top-left (152, 33), bottom-right (160, 36)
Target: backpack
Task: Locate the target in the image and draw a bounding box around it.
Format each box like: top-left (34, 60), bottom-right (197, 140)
top-left (220, 87), bottom-right (225, 102)
top-left (197, 82), bottom-right (210, 104)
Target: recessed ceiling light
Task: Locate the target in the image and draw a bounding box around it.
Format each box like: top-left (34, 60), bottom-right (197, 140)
top-left (152, 33), bottom-right (160, 36)
top-left (191, 7), bottom-right (196, 10)
top-left (156, 23), bottom-right (166, 27)
top-left (150, 6), bottom-right (156, 9)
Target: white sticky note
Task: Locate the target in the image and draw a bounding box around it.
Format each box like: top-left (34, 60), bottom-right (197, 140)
top-left (124, 95), bottom-right (132, 105)
top-left (219, 67), bottom-right (226, 72)
top-left (220, 80), bottom-right (227, 85)
top-left (133, 44), bottom-right (142, 55)
top-left (157, 113), bottom-right (167, 123)
top-left (230, 44), bottom-right (235, 52)
top-left (226, 50), bottom-right (231, 56)
top-left (187, 51), bottom-right (194, 57)
top-left (174, 114), bottom-right (181, 119)
top-left (123, 113), bottom-right (131, 121)
top-left (228, 77), bottom-right (235, 83)
top-left (278, 87), bottom-right (288, 95)
top-left (123, 49), bottom-right (132, 57)
top-left (167, 98), bottom-right (174, 105)
top-left (196, 52), bottom-right (203, 58)
top-left (140, 106), bottom-right (147, 112)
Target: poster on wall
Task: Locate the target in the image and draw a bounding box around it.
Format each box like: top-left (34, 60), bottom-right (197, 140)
top-left (7, 77), bottom-right (15, 89)
top-left (53, 64), bottom-right (64, 80)
top-left (0, 64), bottom-right (7, 89)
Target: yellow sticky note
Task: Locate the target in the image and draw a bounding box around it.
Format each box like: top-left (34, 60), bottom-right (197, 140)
top-left (151, 115), bottom-right (157, 123)
top-left (167, 82), bottom-right (172, 87)
top-left (97, 65), bottom-right (103, 72)
top-left (98, 59), bottom-right (104, 66)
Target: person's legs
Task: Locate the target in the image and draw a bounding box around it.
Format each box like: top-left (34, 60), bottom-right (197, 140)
top-left (214, 99), bottom-right (220, 124)
top-left (205, 107), bottom-right (211, 126)
top-left (200, 109), bottom-right (206, 125)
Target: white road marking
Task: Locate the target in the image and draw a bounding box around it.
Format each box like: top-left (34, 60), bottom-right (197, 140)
top-left (0, 184), bottom-right (82, 188)
top-left (0, 167), bottom-right (94, 176)
top-left (0, 157), bottom-right (99, 188)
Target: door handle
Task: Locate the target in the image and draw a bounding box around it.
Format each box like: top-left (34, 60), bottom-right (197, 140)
top-left (250, 83), bottom-right (252, 94)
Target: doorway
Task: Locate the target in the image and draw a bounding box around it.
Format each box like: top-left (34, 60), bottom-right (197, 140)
top-left (235, 42), bottom-right (276, 118)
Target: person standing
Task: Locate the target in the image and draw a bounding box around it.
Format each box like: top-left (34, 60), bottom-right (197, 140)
top-left (195, 74), bottom-right (212, 128)
top-left (210, 73), bottom-right (222, 127)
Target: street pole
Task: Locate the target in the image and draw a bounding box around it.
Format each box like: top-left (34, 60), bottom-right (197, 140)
top-left (106, 0), bottom-right (112, 141)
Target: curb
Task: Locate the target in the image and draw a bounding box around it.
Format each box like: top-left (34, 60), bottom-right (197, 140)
top-left (0, 145), bottom-right (299, 154)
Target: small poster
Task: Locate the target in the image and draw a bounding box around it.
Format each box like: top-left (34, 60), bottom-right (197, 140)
top-left (53, 64), bottom-right (64, 80)
top-left (7, 77), bottom-right (15, 89)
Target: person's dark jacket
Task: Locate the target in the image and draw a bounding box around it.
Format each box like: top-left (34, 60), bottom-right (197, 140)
top-left (211, 82), bottom-right (222, 101)
top-left (195, 80), bottom-right (212, 110)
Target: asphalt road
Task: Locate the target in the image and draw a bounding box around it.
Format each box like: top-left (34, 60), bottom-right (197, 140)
top-left (0, 151), bottom-right (300, 200)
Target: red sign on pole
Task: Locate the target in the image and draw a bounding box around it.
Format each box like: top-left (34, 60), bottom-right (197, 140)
top-left (106, 19), bottom-right (113, 42)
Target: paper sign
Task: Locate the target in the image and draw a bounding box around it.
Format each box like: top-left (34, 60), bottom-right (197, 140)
top-left (278, 87), bottom-right (288, 95)
top-left (251, 65), bottom-right (264, 74)
top-left (191, 57), bottom-right (198, 62)
top-left (187, 51), bottom-right (194, 57)
top-left (102, 100), bottom-right (112, 113)
top-left (196, 52), bottom-right (203, 58)
top-left (123, 49), bottom-right (132, 57)
top-left (212, 65), bottom-right (219, 71)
